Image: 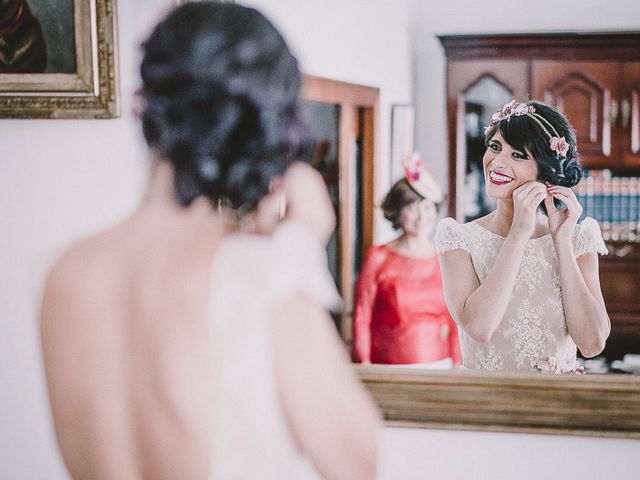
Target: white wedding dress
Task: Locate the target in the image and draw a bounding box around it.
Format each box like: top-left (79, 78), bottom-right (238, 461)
top-left (435, 216), bottom-right (607, 372)
top-left (208, 221), bottom-right (341, 479)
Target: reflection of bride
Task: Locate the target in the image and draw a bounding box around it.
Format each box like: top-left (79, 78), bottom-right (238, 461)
top-left (352, 154), bottom-right (461, 367)
top-left (436, 100), bottom-right (610, 373)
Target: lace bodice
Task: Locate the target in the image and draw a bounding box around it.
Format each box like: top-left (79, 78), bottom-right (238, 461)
top-left (209, 221), bottom-right (340, 479)
top-left (435, 217), bottom-right (607, 372)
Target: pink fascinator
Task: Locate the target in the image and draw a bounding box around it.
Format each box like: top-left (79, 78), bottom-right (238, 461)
top-left (402, 153), bottom-right (443, 203)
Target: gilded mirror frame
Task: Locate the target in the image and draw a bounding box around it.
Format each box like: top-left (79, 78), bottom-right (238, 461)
top-left (0, 0), bottom-right (119, 119)
top-left (356, 366), bottom-right (640, 438)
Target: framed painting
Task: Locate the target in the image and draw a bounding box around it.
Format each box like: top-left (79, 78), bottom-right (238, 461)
top-left (0, 0), bottom-right (119, 118)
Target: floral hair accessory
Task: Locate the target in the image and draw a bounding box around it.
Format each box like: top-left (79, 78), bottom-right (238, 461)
top-left (484, 100), bottom-right (535, 133)
top-left (402, 152), bottom-right (443, 203)
top-left (549, 136), bottom-right (570, 157)
top-left (485, 100), bottom-right (571, 160)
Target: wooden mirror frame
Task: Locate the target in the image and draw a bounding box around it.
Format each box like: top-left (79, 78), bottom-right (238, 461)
top-left (356, 366), bottom-right (640, 438)
top-left (300, 64), bottom-right (640, 439)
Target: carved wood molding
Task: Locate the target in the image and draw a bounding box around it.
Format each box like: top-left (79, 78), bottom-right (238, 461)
top-left (357, 365), bottom-right (640, 438)
top-left (438, 32), bottom-right (640, 61)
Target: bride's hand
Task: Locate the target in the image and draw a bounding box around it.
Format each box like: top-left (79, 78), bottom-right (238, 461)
top-left (544, 184), bottom-right (583, 245)
top-left (283, 162), bottom-right (336, 245)
top-left (510, 181), bottom-right (547, 240)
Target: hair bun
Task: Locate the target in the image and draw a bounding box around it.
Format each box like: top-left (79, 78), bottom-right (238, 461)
top-left (559, 155), bottom-right (582, 188)
top-left (140, 3), bottom-right (310, 212)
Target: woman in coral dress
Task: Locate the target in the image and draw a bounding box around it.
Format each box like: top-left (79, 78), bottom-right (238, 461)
top-left (352, 155), bottom-right (461, 366)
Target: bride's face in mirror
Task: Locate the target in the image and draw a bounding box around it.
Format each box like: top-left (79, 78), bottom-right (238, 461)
top-left (483, 132), bottom-right (539, 199)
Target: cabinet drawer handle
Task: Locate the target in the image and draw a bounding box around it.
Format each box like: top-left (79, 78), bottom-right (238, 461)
top-left (610, 99), bottom-right (619, 124)
top-left (621, 99), bottom-right (631, 129)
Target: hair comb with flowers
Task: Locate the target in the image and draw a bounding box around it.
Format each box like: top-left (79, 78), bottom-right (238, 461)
top-left (402, 153), bottom-right (443, 203)
top-left (484, 100), bottom-right (570, 158)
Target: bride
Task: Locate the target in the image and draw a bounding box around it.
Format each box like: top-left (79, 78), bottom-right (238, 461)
top-left (40, 3), bottom-right (379, 479)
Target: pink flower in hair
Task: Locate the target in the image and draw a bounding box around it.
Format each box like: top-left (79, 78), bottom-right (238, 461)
top-left (486, 100), bottom-right (536, 131)
top-left (549, 136), bottom-right (570, 157)
top-left (502, 99), bottom-right (516, 113)
top-left (514, 103), bottom-right (535, 116)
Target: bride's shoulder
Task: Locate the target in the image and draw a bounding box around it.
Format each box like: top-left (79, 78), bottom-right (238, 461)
top-left (435, 217), bottom-right (472, 254)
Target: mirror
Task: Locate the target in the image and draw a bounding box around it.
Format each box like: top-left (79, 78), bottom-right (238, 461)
top-left (299, 39), bottom-right (640, 436)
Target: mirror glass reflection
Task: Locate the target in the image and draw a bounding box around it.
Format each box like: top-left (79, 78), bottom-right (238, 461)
top-left (300, 101), bottom-right (341, 284)
top-left (461, 77), bottom-right (511, 222)
top-left (300, 73), bottom-right (640, 376)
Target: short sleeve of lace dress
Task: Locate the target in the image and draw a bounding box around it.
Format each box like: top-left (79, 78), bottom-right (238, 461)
top-left (572, 217), bottom-right (608, 258)
top-left (434, 217), bottom-right (469, 255)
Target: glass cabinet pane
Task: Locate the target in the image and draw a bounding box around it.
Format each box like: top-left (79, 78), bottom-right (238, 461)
top-left (462, 77), bottom-right (511, 222)
top-left (300, 101), bottom-right (341, 285)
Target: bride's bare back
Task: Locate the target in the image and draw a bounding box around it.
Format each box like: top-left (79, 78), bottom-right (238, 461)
top-left (41, 163), bottom-right (379, 480)
top-left (41, 193), bottom-right (224, 479)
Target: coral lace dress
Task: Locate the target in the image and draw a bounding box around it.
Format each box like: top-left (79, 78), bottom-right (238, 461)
top-left (351, 245), bottom-right (461, 365)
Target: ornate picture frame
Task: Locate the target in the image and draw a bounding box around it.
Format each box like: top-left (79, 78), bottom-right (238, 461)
top-left (0, 0), bottom-right (119, 119)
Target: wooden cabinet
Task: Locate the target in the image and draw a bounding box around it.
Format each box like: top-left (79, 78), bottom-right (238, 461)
top-left (601, 242), bottom-right (640, 359)
top-left (439, 32), bottom-right (640, 360)
top-left (300, 76), bottom-right (378, 342)
top-left (621, 62), bottom-right (640, 168)
top-left (532, 60), bottom-right (640, 169)
top-left (532, 61), bottom-right (619, 168)
top-left (440, 33), bottom-right (640, 181)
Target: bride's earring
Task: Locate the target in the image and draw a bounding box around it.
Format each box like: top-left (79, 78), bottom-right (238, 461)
top-left (278, 193), bottom-right (287, 221)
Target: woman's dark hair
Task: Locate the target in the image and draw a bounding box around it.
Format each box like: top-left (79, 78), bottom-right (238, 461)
top-left (484, 101), bottom-right (582, 188)
top-left (381, 178), bottom-right (440, 230)
top-left (140, 3), bottom-right (313, 212)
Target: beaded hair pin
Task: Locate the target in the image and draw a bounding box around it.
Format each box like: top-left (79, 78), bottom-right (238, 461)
top-left (484, 100), bottom-right (570, 158)
top-left (402, 153), bottom-right (443, 203)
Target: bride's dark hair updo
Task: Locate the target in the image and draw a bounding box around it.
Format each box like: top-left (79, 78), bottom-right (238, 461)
top-left (140, 2), bottom-right (313, 212)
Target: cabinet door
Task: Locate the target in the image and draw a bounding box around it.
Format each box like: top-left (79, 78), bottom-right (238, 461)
top-left (621, 62), bottom-right (640, 168)
top-left (301, 76), bottom-right (378, 343)
top-left (447, 60), bottom-right (528, 219)
top-left (532, 61), bottom-right (620, 169)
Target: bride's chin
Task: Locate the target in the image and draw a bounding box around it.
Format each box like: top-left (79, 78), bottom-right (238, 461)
top-left (485, 189), bottom-right (511, 200)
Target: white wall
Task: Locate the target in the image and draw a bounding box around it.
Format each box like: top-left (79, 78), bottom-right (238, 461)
top-left (2, 1), bottom-right (640, 479)
top-left (380, 427), bottom-right (640, 480)
top-left (0, 1), bottom-right (169, 478)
